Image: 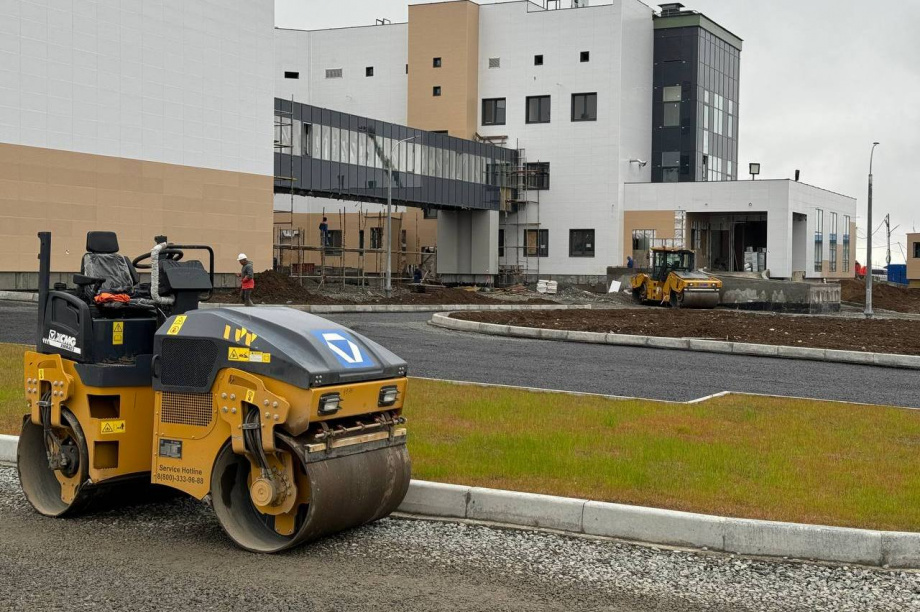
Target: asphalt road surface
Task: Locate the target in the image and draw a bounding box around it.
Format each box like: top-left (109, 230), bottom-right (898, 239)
top-left (1, 467), bottom-right (916, 612)
top-left (2, 302), bottom-right (917, 408)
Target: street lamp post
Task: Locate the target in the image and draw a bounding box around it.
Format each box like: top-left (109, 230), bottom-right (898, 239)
top-left (866, 142), bottom-right (880, 318)
top-left (386, 135), bottom-right (417, 297)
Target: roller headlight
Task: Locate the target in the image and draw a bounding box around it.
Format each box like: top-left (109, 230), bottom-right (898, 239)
top-left (378, 385), bottom-right (399, 407)
top-left (318, 392), bottom-right (342, 415)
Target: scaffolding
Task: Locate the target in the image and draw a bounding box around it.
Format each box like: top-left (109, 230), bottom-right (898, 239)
top-left (273, 207), bottom-right (437, 288)
top-left (497, 144), bottom-right (543, 285)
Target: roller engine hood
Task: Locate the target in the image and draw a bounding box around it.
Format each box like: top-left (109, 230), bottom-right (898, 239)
top-left (153, 307), bottom-right (407, 393)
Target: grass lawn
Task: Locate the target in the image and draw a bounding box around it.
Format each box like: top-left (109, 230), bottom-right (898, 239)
top-left (406, 379), bottom-right (920, 532)
top-left (2, 342), bottom-right (918, 532)
top-left (0, 344), bottom-right (24, 436)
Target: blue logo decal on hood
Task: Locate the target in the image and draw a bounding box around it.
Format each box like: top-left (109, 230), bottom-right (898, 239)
top-left (311, 329), bottom-right (375, 369)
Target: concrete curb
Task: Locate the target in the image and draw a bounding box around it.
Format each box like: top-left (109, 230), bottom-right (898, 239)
top-left (203, 302), bottom-right (590, 314)
top-left (397, 480), bottom-right (920, 569)
top-left (1, 434), bottom-right (914, 568)
top-left (0, 434), bottom-right (16, 465)
top-left (0, 291), bottom-right (37, 303)
top-left (430, 312), bottom-right (920, 371)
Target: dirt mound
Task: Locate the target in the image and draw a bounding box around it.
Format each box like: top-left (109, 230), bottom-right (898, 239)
top-left (453, 308), bottom-right (920, 356)
top-left (215, 272), bottom-right (556, 306)
top-left (840, 279), bottom-right (920, 314)
top-left (215, 270), bottom-right (338, 305)
top-left (378, 287), bottom-right (554, 305)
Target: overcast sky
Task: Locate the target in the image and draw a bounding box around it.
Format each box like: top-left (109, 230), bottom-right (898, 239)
top-left (276, 0), bottom-right (920, 264)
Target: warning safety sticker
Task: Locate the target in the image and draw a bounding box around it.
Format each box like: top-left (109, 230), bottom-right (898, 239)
top-left (228, 347), bottom-right (271, 363)
top-left (100, 420), bottom-right (126, 435)
top-left (166, 315), bottom-right (187, 336)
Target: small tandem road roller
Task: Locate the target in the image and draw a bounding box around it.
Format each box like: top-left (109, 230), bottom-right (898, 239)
top-left (18, 231), bottom-right (410, 552)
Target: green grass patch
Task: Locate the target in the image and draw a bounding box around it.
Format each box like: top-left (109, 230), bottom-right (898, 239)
top-left (0, 343), bottom-right (26, 436)
top-left (404, 379), bottom-right (920, 532)
top-left (2, 342), bottom-right (918, 531)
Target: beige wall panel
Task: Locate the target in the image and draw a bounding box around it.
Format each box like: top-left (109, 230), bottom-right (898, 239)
top-left (908, 233), bottom-right (920, 281)
top-left (0, 143), bottom-right (273, 274)
top-left (407, 1), bottom-right (479, 139)
top-left (622, 210), bottom-right (677, 261)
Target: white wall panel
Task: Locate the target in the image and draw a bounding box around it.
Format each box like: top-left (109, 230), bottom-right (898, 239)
top-left (0, 0), bottom-right (274, 176)
top-left (274, 25), bottom-right (408, 125)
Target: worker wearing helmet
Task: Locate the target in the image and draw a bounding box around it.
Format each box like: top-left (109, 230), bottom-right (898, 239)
top-left (237, 253), bottom-right (254, 306)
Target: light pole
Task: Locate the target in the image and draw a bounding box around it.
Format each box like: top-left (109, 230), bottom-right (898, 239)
top-left (866, 142), bottom-right (879, 318)
top-left (386, 135), bottom-right (417, 297)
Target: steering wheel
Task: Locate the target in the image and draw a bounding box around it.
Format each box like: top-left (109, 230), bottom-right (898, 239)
top-left (132, 248), bottom-right (184, 270)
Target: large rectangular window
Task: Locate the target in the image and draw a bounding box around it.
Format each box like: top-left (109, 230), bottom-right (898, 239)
top-left (525, 162), bottom-right (550, 190)
top-left (914, 242), bottom-right (920, 258)
top-left (525, 229), bottom-right (549, 257)
top-left (829, 212), bottom-right (838, 272)
top-left (370, 227), bottom-right (383, 249)
top-left (662, 152), bottom-right (679, 183)
top-left (814, 208), bottom-right (824, 273)
top-left (843, 215), bottom-right (851, 272)
top-left (663, 85), bottom-right (681, 127)
top-left (526, 96), bottom-right (551, 124)
top-left (482, 98), bottom-right (506, 126)
top-left (571, 93), bottom-right (597, 121)
top-left (569, 229), bottom-right (595, 257)
top-left (498, 229), bottom-right (505, 258)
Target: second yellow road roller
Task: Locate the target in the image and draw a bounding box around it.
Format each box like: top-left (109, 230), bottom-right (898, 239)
top-left (18, 231), bottom-right (410, 552)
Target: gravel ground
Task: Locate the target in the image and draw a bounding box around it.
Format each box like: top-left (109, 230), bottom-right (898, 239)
top-left (1, 467), bottom-right (918, 611)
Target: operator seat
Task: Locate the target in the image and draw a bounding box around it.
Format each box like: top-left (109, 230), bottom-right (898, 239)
top-left (80, 231), bottom-right (139, 294)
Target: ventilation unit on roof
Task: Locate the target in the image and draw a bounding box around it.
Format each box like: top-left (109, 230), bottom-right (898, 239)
top-left (659, 3), bottom-right (685, 16)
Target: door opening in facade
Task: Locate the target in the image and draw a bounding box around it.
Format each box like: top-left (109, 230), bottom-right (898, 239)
top-left (687, 212), bottom-right (768, 273)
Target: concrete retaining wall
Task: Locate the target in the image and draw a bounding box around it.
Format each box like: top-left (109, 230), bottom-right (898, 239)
top-left (1, 435), bottom-right (915, 567)
top-left (431, 313), bottom-right (920, 371)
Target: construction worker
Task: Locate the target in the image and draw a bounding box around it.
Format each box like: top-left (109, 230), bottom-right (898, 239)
top-left (237, 253), bottom-right (254, 306)
top-left (319, 216), bottom-right (329, 247)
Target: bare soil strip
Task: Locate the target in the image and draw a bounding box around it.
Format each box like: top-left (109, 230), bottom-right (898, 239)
top-left (451, 308), bottom-right (920, 355)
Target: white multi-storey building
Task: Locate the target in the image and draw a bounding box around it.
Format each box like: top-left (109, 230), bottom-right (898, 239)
top-left (274, 0), bottom-right (856, 282)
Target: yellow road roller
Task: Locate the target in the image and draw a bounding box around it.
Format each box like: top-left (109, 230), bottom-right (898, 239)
top-left (631, 247), bottom-right (722, 309)
top-left (18, 231), bottom-right (410, 552)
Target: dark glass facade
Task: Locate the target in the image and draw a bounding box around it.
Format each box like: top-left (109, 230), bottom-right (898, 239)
top-left (651, 15), bottom-right (741, 183)
top-left (274, 98), bottom-right (516, 211)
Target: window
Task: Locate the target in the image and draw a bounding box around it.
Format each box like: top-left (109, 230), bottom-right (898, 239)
top-left (829, 212), bottom-right (838, 273)
top-left (365, 66), bottom-right (374, 77)
top-left (525, 162), bottom-right (549, 190)
top-left (359, 230), bottom-right (365, 254)
top-left (525, 229), bottom-right (548, 257)
top-left (663, 85), bottom-right (681, 127)
top-left (325, 68), bottom-right (343, 79)
top-left (914, 243), bottom-right (920, 259)
top-left (498, 229), bottom-right (505, 258)
top-left (814, 208), bottom-right (824, 273)
top-left (433, 86), bottom-right (441, 97)
top-left (370, 227), bottom-right (383, 250)
top-left (406, 64), bottom-right (408, 74)
top-left (424, 208), bottom-right (438, 219)
top-left (632, 229), bottom-right (655, 252)
top-left (569, 229), bottom-right (595, 257)
top-left (482, 98), bottom-right (506, 126)
top-left (488, 57), bottom-right (500, 69)
top-left (571, 93), bottom-right (597, 122)
top-left (534, 54), bottom-right (544, 66)
top-left (662, 152), bottom-right (679, 183)
top-left (526, 95), bottom-right (551, 123)
top-left (433, 57), bottom-right (442, 68)
top-left (324, 230), bottom-right (342, 254)
top-left (284, 71), bottom-right (299, 79)
top-left (843, 215), bottom-right (851, 272)
top-left (580, 51), bottom-right (590, 62)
